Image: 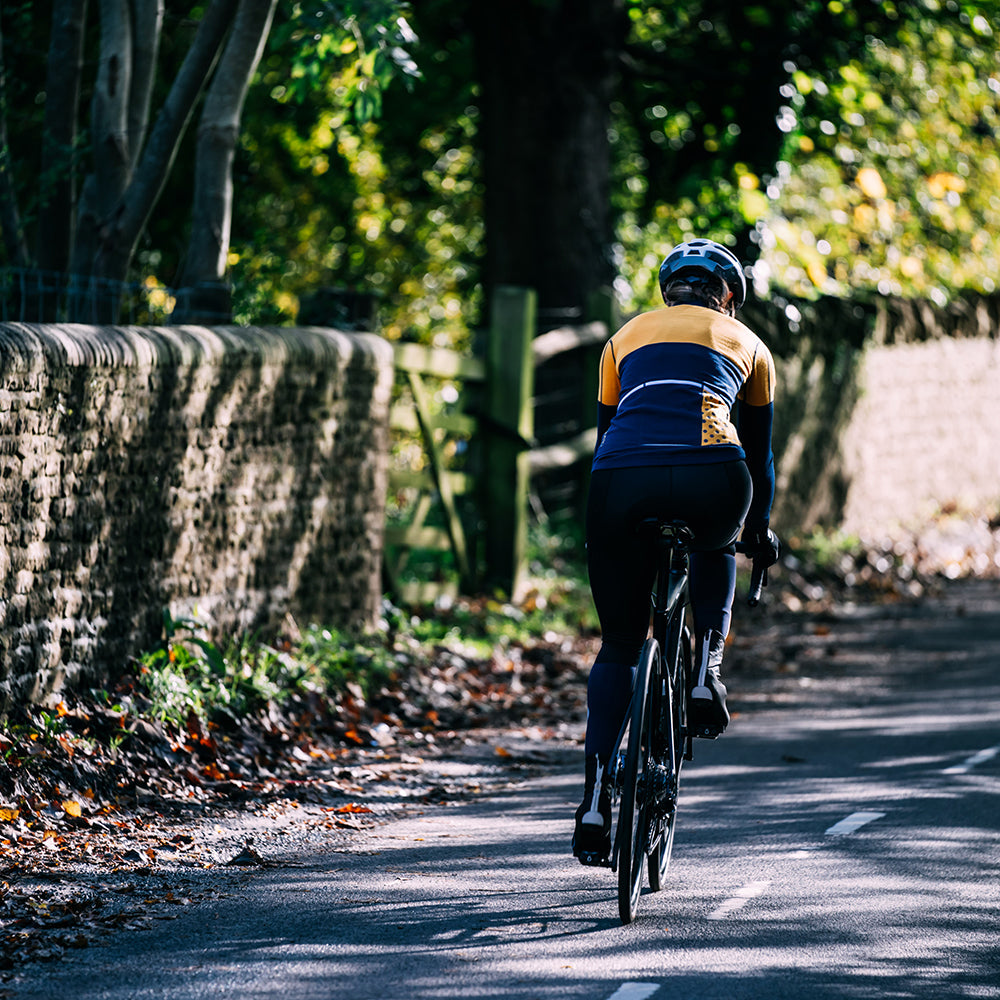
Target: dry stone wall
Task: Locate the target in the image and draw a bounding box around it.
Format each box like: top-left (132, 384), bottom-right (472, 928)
top-left (0, 323), bottom-right (393, 709)
top-left (743, 292), bottom-right (1000, 538)
top-left (838, 335), bottom-right (1000, 535)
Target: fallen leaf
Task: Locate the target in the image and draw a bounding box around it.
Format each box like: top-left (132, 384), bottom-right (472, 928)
top-left (226, 844), bottom-right (265, 866)
top-left (61, 801), bottom-right (83, 818)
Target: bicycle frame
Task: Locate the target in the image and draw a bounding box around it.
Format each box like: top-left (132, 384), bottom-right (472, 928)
top-left (608, 520), bottom-right (693, 874)
top-left (601, 521), bottom-right (767, 922)
top-left (644, 523), bottom-right (693, 853)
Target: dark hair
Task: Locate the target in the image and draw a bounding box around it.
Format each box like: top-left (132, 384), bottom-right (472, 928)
top-left (661, 274), bottom-right (734, 316)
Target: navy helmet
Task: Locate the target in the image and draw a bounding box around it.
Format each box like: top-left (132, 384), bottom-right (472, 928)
top-left (658, 238), bottom-right (747, 309)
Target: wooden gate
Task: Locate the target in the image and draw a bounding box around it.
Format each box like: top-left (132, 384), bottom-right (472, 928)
top-left (384, 286), bottom-right (612, 604)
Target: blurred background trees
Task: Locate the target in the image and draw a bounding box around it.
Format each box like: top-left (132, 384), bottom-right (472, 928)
top-left (1, 0), bottom-right (997, 336)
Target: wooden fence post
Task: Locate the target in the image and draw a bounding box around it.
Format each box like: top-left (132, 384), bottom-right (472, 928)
top-left (483, 285), bottom-right (536, 597)
top-left (579, 287), bottom-right (617, 502)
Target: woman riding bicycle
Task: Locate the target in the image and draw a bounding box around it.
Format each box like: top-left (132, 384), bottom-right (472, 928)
top-left (573, 238), bottom-right (781, 865)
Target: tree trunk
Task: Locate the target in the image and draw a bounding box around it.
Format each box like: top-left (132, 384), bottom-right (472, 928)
top-left (92, 0), bottom-right (133, 221)
top-left (470, 0), bottom-right (627, 323)
top-left (470, 0), bottom-right (627, 520)
top-left (0, 15), bottom-right (29, 269)
top-left (127, 0), bottom-right (164, 175)
top-left (174, 0), bottom-right (277, 324)
top-left (89, 0), bottom-right (240, 301)
top-left (36, 0), bottom-right (88, 279)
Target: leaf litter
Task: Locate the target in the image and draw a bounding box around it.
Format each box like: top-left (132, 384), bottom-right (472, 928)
top-left (0, 622), bottom-right (597, 976)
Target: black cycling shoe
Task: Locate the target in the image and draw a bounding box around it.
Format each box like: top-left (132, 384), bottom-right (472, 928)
top-left (572, 815), bottom-right (611, 866)
top-left (689, 629), bottom-right (730, 739)
top-left (572, 755), bottom-right (612, 866)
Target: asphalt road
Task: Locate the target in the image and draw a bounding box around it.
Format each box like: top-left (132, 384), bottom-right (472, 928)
top-left (14, 580), bottom-right (1000, 1000)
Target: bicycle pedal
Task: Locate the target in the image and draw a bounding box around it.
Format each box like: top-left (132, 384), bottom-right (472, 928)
top-left (576, 850), bottom-right (611, 868)
top-left (693, 723), bottom-right (723, 740)
top-left (689, 696), bottom-right (727, 740)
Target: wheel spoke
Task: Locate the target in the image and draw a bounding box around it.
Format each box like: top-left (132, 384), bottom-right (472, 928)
top-left (618, 639), bottom-right (658, 924)
top-left (648, 622), bottom-right (690, 892)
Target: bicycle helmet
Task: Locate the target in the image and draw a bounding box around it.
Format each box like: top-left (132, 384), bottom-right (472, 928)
top-left (658, 238), bottom-right (747, 309)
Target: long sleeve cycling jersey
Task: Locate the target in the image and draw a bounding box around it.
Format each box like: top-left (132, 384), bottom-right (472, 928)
top-left (593, 303), bottom-right (776, 532)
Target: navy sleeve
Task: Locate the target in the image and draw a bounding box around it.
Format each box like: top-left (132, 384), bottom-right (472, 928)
top-left (736, 400), bottom-right (775, 533)
top-left (595, 402), bottom-right (616, 453)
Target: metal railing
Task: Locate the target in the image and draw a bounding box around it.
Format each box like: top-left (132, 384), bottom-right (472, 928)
top-left (0, 267), bottom-right (230, 325)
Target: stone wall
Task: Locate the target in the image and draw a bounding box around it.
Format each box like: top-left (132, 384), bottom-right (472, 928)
top-left (838, 336), bottom-right (1000, 535)
top-left (742, 292), bottom-right (1000, 538)
top-left (0, 324), bottom-right (393, 709)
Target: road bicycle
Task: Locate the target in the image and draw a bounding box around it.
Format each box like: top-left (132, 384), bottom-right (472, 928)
top-left (605, 518), bottom-right (767, 924)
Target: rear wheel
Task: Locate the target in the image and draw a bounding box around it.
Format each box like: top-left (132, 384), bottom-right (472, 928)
top-left (648, 622), bottom-right (691, 891)
top-left (617, 639), bottom-right (658, 925)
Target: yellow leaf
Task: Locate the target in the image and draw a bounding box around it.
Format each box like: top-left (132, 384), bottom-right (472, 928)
top-left (61, 800), bottom-right (83, 818)
top-left (0, 807), bottom-right (19, 822)
top-left (806, 260), bottom-right (828, 289)
top-left (856, 167), bottom-right (887, 200)
top-left (927, 171), bottom-right (966, 198)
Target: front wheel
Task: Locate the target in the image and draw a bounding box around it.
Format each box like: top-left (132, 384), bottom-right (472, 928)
top-left (617, 638), bottom-right (658, 925)
top-left (648, 622), bottom-right (691, 891)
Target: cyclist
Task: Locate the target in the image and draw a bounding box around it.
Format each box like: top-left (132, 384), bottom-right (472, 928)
top-left (573, 238), bottom-right (781, 865)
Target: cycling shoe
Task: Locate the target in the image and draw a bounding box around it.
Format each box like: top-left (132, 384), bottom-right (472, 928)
top-left (572, 755), bottom-right (612, 866)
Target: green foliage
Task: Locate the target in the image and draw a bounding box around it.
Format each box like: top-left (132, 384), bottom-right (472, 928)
top-left (760, 7), bottom-right (1000, 302)
top-left (606, 0), bottom-right (1000, 312)
top-left (130, 515), bottom-right (597, 731)
top-left (290, 624), bottom-right (398, 698)
top-left (134, 613), bottom-right (289, 727)
top-left (247, 0), bottom-right (997, 329)
top-left (230, 0), bottom-right (484, 344)
top-left (133, 611), bottom-right (401, 730)
top-left (383, 571), bottom-right (598, 658)
top-left (790, 526), bottom-right (865, 572)
top-left (273, 2), bottom-right (421, 119)
top-left (8, 0), bottom-right (995, 341)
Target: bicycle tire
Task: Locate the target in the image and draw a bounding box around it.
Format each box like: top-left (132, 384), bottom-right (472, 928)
top-left (617, 638), bottom-right (658, 924)
top-left (648, 622), bottom-right (691, 891)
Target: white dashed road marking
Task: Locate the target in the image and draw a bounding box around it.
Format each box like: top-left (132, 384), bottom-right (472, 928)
top-left (824, 811), bottom-right (886, 836)
top-left (605, 983), bottom-right (660, 1000)
top-left (706, 879), bottom-right (772, 920)
top-left (942, 744), bottom-right (1000, 775)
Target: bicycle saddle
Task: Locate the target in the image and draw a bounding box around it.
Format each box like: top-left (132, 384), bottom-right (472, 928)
top-left (636, 518), bottom-right (695, 547)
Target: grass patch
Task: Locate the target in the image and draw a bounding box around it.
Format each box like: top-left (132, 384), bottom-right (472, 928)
top-left (130, 610), bottom-right (406, 734)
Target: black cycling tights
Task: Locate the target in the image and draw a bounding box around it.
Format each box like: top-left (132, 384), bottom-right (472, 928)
top-left (583, 461), bottom-right (752, 757)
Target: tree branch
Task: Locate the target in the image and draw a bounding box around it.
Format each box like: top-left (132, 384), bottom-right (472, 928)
top-left (179, 0), bottom-right (278, 295)
top-left (127, 0), bottom-right (164, 175)
top-left (97, 0), bottom-right (240, 282)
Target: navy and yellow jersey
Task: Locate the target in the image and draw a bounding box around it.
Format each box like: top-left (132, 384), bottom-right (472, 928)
top-left (592, 303), bottom-right (776, 526)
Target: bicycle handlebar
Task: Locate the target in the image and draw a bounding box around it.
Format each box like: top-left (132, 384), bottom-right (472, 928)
top-left (734, 542), bottom-right (769, 608)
